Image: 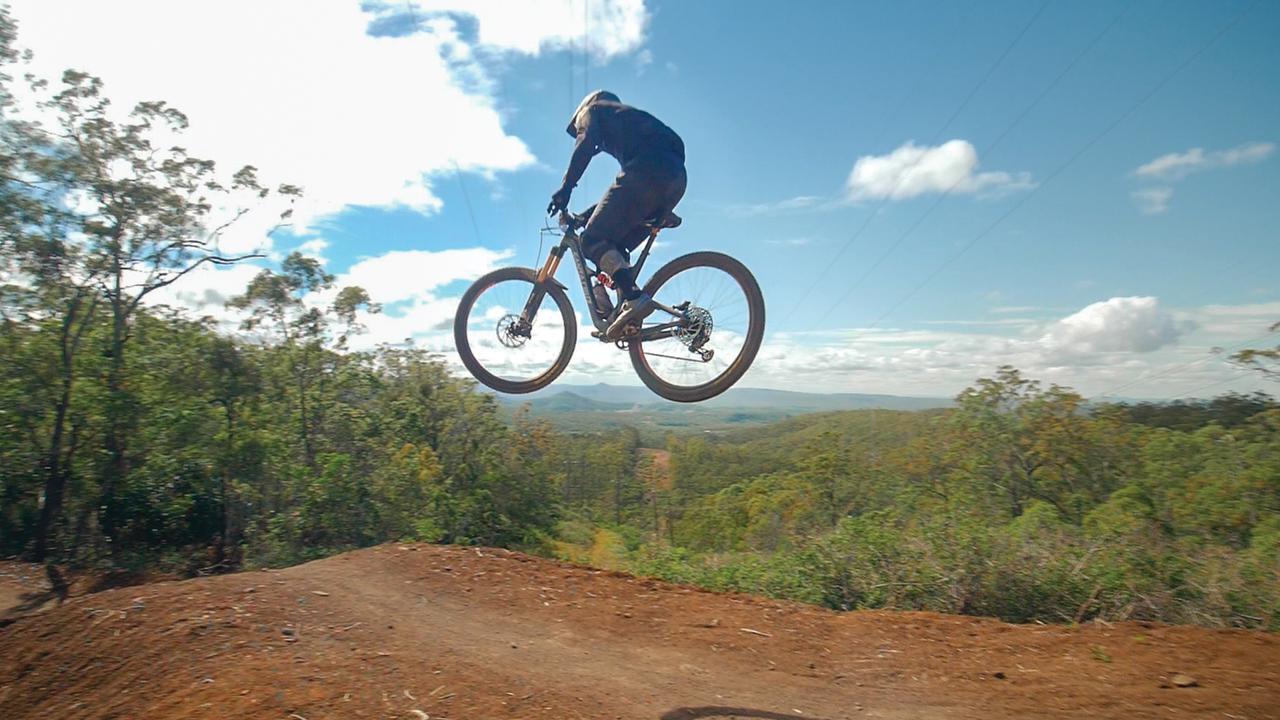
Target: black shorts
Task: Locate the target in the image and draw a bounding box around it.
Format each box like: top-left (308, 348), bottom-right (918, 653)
top-left (582, 154), bottom-right (686, 263)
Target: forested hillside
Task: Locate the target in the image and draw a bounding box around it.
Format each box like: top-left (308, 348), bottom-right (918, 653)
top-left (554, 369), bottom-right (1280, 629)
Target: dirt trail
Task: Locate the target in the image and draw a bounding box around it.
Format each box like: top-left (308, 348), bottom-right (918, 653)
top-left (2, 545), bottom-right (1277, 720)
top-left (639, 448), bottom-right (673, 491)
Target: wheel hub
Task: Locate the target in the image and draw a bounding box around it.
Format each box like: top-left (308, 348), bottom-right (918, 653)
top-left (496, 314), bottom-right (530, 348)
top-left (676, 306), bottom-right (713, 351)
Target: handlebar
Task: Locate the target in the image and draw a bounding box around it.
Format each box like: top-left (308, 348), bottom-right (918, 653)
top-left (558, 208), bottom-right (591, 233)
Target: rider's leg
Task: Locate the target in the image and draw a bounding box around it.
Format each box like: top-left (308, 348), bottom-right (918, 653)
top-left (582, 166), bottom-right (665, 300)
top-left (610, 166), bottom-right (687, 299)
top-left (585, 161), bottom-right (686, 335)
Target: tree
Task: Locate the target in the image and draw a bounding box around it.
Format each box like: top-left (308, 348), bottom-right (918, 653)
top-left (44, 74), bottom-right (297, 542)
top-left (228, 252), bottom-right (378, 469)
top-left (202, 335), bottom-right (262, 564)
top-left (0, 11), bottom-right (297, 554)
top-left (0, 7), bottom-right (104, 560)
top-left (1229, 321), bottom-right (1280, 381)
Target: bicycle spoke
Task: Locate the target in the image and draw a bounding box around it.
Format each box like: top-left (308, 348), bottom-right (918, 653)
top-left (464, 277), bottom-right (569, 384)
top-left (637, 264), bottom-right (754, 391)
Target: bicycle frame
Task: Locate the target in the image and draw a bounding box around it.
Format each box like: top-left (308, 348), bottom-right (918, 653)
top-left (524, 217), bottom-right (685, 342)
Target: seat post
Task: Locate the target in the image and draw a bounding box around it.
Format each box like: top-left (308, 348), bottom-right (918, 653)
top-left (632, 228), bottom-right (660, 278)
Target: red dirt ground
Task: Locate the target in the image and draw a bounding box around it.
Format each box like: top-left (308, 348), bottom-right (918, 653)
top-left (2, 544), bottom-right (1277, 719)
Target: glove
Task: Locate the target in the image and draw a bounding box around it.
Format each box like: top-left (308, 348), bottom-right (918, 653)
top-left (547, 187), bottom-right (572, 216)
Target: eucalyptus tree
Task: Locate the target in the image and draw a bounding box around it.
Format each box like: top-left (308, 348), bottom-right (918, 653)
top-left (1230, 322), bottom-right (1280, 382)
top-left (229, 252), bottom-right (377, 470)
top-left (0, 7), bottom-right (296, 555)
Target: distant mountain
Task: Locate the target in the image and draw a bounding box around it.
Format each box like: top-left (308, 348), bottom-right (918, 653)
top-left (506, 383), bottom-right (951, 412)
top-left (492, 382), bottom-right (1270, 442)
top-left (492, 383), bottom-right (951, 442)
top-left (701, 386), bottom-right (950, 412)
top-left (525, 391), bottom-right (631, 413)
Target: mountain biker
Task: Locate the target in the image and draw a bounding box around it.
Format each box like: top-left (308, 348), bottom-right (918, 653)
top-left (546, 90), bottom-right (687, 337)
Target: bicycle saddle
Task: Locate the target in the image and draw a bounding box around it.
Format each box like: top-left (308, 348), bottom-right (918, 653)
top-left (644, 210), bottom-right (682, 229)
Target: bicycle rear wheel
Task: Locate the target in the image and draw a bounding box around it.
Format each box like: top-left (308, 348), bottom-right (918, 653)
top-left (629, 252), bottom-right (765, 403)
top-left (454, 267), bottom-right (576, 394)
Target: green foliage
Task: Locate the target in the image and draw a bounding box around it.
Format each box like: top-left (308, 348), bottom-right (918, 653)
top-left (0, 25), bottom-right (558, 569)
top-left (592, 366), bottom-right (1280, 630)
top-left (1099, 391), bottom-right (1279, 431)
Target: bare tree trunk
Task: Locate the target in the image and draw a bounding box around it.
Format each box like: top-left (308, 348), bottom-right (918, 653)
top-left (34, 293), bottom-right (93, 561)
top-left (100, 291), bottom-right (128, 544)
top-left (290, 350), bottom-right (316, 469)
top-left (33, 379), bottom-right (71, 561)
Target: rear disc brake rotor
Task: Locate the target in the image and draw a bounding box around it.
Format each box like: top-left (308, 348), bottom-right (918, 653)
top-left (676, 306), bottom-right (713, 350)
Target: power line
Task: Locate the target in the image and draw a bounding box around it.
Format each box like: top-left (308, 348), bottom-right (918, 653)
top-left (451, 160), bottom-right (484, 247)
top-left (804, 0), bottom-right (978, 290)
top-left (1094, 331), bottom-right (1275, 399)
top-left (569, 29), bottom-right (576, 106)
top-left (782, 0), bottom-right (1050, 326)
top-left (861, 1), bottom-right (980, 156)
top-left (858, 0), bottom-right (1260, 335)
top-left (403, 2), bottom-right (485, 249)
top-left (1172, 373), bottom-right (1255, 400)
top-left (583, 0), bottom-right (589, 96)
top-left (815, 1), bottom-right (1132, 327)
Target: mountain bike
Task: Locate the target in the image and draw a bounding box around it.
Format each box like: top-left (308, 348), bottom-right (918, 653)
top-left (453, 209), bottom-right (765, 403)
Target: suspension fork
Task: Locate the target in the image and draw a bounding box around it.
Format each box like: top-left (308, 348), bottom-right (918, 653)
top-left (522, 244), bottom-right (566, 325)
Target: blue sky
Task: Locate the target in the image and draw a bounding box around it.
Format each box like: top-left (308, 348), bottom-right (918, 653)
top-left (11, 0), bottom-right (1279, 398)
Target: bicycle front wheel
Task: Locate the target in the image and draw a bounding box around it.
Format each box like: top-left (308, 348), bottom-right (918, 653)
top-left (629, 252), bottom-right (765, 403)
top-left (454, 267), bottom-right (577, 394)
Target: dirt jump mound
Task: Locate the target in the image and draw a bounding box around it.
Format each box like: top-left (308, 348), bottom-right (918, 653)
top-left (2, 544), bottom-right (1277, 719)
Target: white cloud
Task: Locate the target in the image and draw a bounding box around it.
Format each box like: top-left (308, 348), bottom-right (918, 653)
top-left (728, 296), bottom-right (1269, 399)
top-left (1184, 301), bottom-right (1280, 338)
top-left (7, 1), bottom-right (648, 247)
top-left (1134, 142), bottom-right (1275, 181)
top-left (325, 246), bottom-right (515, 350)
top-left (1131, 187), bottom-right (1173, 215)
top-left (726, 195), bottom-right (824, 217)
top-left (845, 140), bottom-right (1034, 201)
top-left (337, 247), bottom-right (513, 306)
top-left (145, 262), bottom-right (266, 330)
top-left (635, 48), bottom-right (654, 75)
top-left (920, 318), bottom-right (1037, 328)
top-left (1042, 296), bottom-right (1186, 356)
top-left (146, 245), bottom-right (514, 347)
top-left (295, 239), bottom-right (331, 263)
top-left (403, 0), bottom-right (647, 60)
top-left (289, 287), bottom-right (1269, 398)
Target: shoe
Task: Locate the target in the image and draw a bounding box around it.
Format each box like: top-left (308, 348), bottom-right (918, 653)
top-left (606, 294), bottom-right (654, 338)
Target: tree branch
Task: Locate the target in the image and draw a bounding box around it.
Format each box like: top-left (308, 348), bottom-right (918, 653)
top-left (126, 251), bottom-right (263, 315)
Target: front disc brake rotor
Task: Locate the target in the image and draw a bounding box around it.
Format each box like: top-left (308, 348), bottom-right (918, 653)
top-left (496, 314), bottom-right (530, 348)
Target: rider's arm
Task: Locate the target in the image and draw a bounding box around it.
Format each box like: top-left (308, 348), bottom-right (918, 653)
top-left (559, 113), bottom-right (601, 193)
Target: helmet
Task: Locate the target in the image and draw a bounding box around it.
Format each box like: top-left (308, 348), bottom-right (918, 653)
top-left (566, 89), bottom-right (620, 137)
